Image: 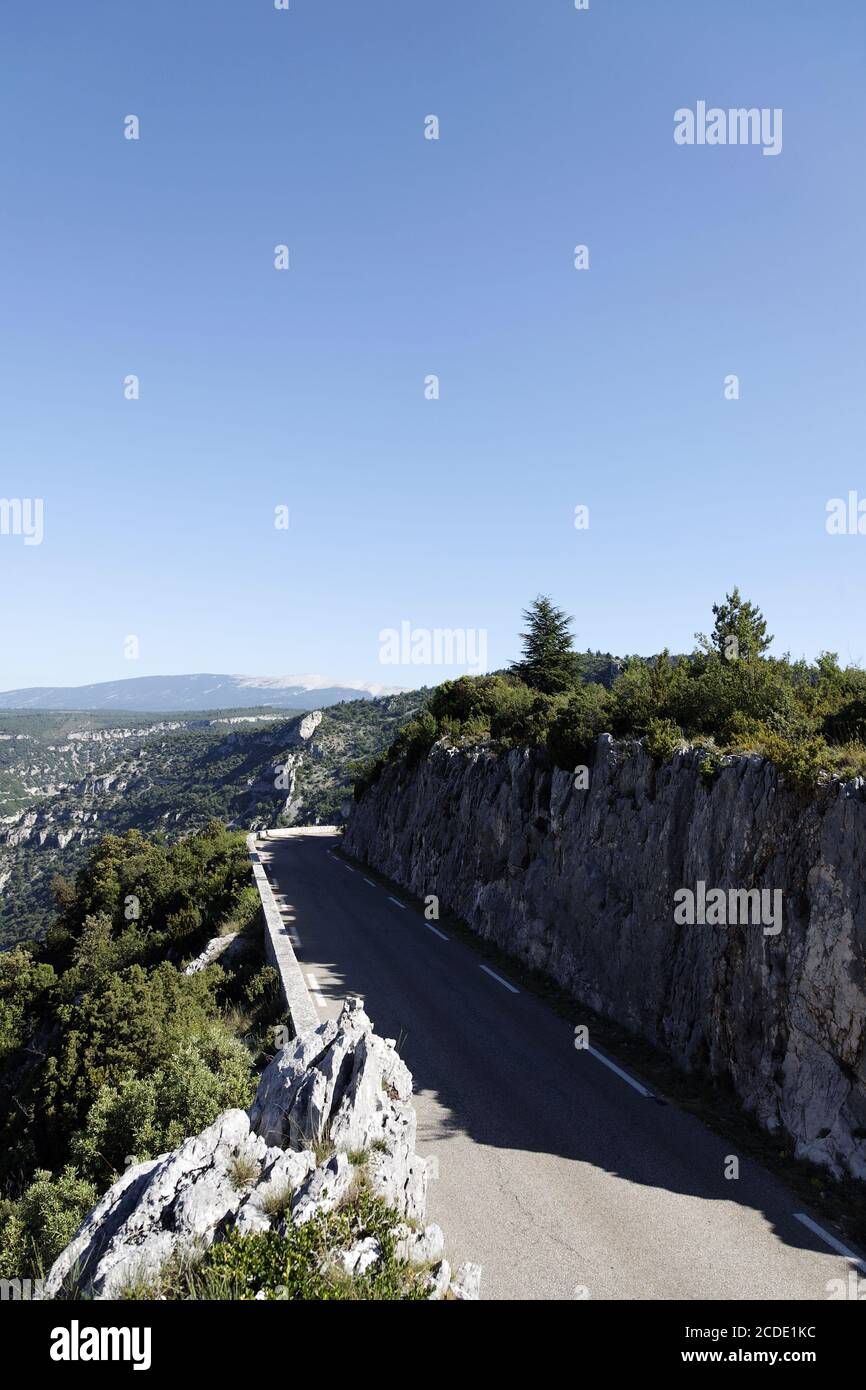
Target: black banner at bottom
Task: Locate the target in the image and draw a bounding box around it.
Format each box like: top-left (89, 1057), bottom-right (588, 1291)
top-left (1, 1296), bottom-right (860, 1376)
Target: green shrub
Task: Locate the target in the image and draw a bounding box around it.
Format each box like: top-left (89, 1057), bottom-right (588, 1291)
top-left (0, 1166), bottom-right (97, 1280)
top-left (242, 964), bottom-right (279, 1007)
top-left (351, 751), bottom-right (388, 800)
top-left (388, 712), bottom-right (438, 767)
top-left (491, 692), bottom-right (561, 749)
top-left (69, 1028), bottom-right (254, 1185)
top-left (643, 718), bottom-right (685, 765)
top-left (760, 733), bottom-right (831, 790)
top-left (427, 675), bottom-right (518, 728)
top-left (547, 684), bottom-right (610, 768)
top-left (823, 696), bottom-right (866, 746)
top-left (0, 946), bottom-right (55, 1064)
top-left (699, 752), bottom-right (723, 787)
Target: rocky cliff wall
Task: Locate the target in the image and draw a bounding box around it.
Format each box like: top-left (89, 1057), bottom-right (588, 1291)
top-left (45, 998), bottom-right (479, 1300)
top-left (344, 737), bottom-right (866, 1180)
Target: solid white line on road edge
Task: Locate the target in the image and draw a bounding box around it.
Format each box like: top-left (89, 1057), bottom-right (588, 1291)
top-left (363, 878), bottom-right (377, 887)
top-left (425, 922), bottom-right (449, 941)
top-left (793, 1213), bottom-right (866, 1271)
top-left (587, 1046), bottom-right (655, 1099)
top-left (479, 964), bottom-right (519, 994)
top-left (388, 896), bottom-right (407, 910)
top-left (305, 973), bottom-right (327, 1009)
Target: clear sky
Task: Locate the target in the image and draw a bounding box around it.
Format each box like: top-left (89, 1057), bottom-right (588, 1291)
top-left (2, 0), bottom-right (865, 692)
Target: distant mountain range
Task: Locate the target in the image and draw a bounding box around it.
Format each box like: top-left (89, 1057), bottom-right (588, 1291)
top-left (0, 674), bottom-right (408, 714)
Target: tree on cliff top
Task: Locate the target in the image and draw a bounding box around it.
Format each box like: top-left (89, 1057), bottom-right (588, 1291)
top-left (695, 587), bottom-right (773, 663)
top-left (512, 595), bottom-right (581, 694)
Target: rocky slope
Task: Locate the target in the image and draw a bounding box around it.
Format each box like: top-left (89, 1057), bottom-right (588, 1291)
top-left (0, 693), bottom-right (429, 948)
top-left (344, 736), bottom-right (866, 1181)
top-left (44, 997), bottom-right (479, 1300)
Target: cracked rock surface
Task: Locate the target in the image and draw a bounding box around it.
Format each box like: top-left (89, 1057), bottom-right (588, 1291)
top-left (44, 997), bottom-right (474, 1299)
top-left (345, 737), bottom-right (866, 1180)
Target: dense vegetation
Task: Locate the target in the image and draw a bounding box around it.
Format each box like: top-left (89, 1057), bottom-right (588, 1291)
top-left (0, 821), bottom-right (285, 1281)
top-left (0, 693), bottom-right (429, 950)
top-left (355, 591), bottom-right (866, 796)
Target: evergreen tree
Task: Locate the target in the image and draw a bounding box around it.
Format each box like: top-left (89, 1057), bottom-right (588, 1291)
top-left (696, 587), bottom-right (773, 662)
top-left (512, 595), bottom-right (581, 693)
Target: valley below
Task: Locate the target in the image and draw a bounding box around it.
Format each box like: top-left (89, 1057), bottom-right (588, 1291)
top-left (0, 691), bottom-right (428, 949)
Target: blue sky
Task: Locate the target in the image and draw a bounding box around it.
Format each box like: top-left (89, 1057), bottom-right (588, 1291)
top-left (2, 0), bottom-right (865, 692)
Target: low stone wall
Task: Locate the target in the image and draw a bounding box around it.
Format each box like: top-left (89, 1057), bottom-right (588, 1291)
top-left (246, 832), bottom-right (319, 1036)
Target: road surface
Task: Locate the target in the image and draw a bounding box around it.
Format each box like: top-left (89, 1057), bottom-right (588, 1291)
top-left (258, 830), bottom-right (863, 1301)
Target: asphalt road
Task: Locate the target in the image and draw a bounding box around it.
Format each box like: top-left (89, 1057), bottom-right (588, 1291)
top-left (259, 830), bottom-right (863, 1301)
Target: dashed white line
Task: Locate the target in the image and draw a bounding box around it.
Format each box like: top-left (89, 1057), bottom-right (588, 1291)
top-left (587, 1046), bottom-right (654, 1099)
top-left (424, 922), bottom-right (449, 941)
top-left (305, 972), bottom-right (327, 1009)
top-left (479, 964), bottom-right (519, 994)
top-left (388, 896), bottom-right (406, 910)
top-left (342, 863), bottom-right (356, 874)
top-left (793, 1213), bottom-right (866, 1270)
top-left (363, 877), bottom-right (377, 887)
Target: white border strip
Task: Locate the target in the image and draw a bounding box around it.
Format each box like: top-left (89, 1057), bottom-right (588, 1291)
top-left (794, 1213), bottom-right (866, 1270)
top-left (479, 964), bottom-right (519, 994)
top-left (306, 972), bottom-right (328, 1009)
top-left (587, 1046), bottom-right (655, 1099)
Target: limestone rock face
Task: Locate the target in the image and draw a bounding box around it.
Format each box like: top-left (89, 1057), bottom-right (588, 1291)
top-left (43, 1110), bottom-right (275, 1299)
top-left (183, 932), bottom-right (248, 975)
top-left (250, 995), bottom-right (427, 1222)
top-left (344, 738), bottom-right (866, 1180)
top-left (44, 997), bottom-right (459, 1299)
top-left (290, 710), bottom-right (324, 745)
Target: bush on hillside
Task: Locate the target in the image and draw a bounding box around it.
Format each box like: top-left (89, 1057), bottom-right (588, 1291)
top-left (643, 718), bottom-right (685, 765)
top-left (0, 1166), bottom-right (98, 1280)
top-left (70, 1029), bottom-right (255, 1185)
top-left (546, 684), bottom-right (611, 769)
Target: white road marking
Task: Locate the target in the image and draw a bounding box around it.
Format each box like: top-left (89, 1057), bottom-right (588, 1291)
top-left (479, 964), bottom-right (519, 994)
top-left (424, 922), bottom-right (449, 941)
top-left (587, 1046), bottom-right (654, 1099)
top-left (388, 896), bottom-right (406, 910)
top-left (305, 972), bottom-right (327, 1008)
top-left (794, 1213), bottom-right (866, 1270)
top-left (363, 877), bottom-right (377, 887)
top-left (342, 863), bottom-right (355, 873)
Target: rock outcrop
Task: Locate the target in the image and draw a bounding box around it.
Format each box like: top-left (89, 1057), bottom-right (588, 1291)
top-left (344, 737), bottom-right (866, 1180)
top-left (44, 998), bottom-right (478, 1300)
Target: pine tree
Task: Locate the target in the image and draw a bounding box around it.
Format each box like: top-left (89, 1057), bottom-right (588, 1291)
top-left (695, 587), bottom-right (773, 662)
top-left (513, 595), bottom-right (581, 693)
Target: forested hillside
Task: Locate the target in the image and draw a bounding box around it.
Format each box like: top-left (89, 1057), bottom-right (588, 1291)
top-left (0, 822), bottom-right (279, 1281)
top-left (0, 692), bottom-right (429, 949)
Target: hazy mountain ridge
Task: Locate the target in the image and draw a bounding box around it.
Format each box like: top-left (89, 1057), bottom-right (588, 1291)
top-left (0, 672), bottom-right (408, 713)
